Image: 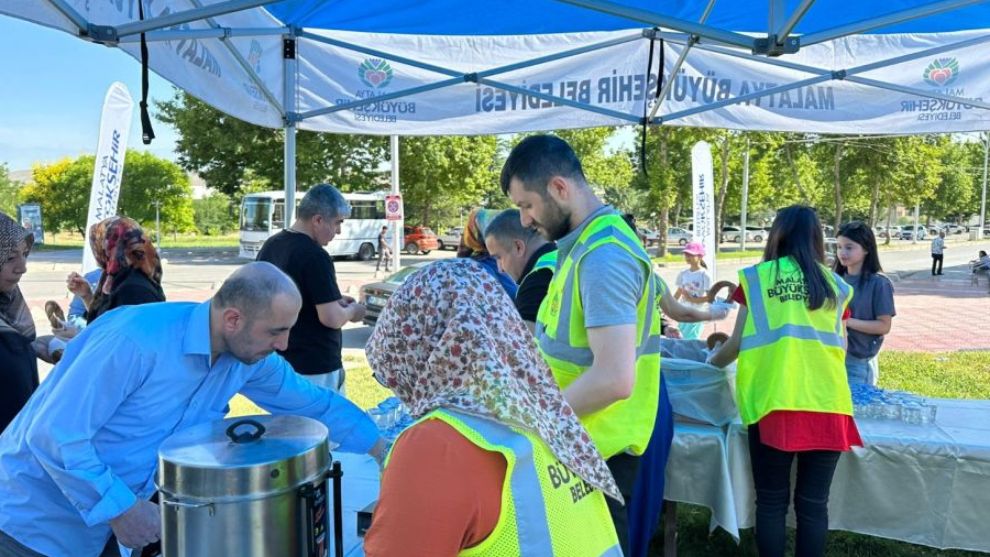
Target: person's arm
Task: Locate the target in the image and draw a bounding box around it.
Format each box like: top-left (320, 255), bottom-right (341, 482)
top-left (67, 272), bottom-right (95, 309)
top-left (563, 324), bottom-right (638, 415)
top-left (708, 306), bottom-right (747, 368)
top-left (23, 330), bottom-right (154, 539)
top-left (240, 356), bottom-right (384, 458)
top-left (847, 315), bottom-right (892, 335)
top-left (848, 278), bottom-right (895, 335)
top-left (315, 299), bottom-right (366, 329)
top-left (659, 290), bottom-right (712, 322)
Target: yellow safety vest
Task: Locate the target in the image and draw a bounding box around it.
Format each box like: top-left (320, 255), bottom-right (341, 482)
top-left (387, 409), bottom-right (622, 557)
top-left (736, 257), bottom-right (854, 425)
top-left (536, 211), bottom-right (662, 458)
top-left (525, 248), bottom-right (558, 280)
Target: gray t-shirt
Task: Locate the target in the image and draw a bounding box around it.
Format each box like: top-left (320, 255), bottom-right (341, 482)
top-left (556, 206), bottom-right (645, 329)
top-left (843, 273), bottom-right (896, 359)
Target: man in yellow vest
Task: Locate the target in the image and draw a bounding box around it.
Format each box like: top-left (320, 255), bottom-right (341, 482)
top-left (500, 135), bottom-right (662, 552)
top-left (484, 209), bottom-right (558, 332)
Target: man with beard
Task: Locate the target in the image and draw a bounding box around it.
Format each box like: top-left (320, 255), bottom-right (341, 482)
top-left (0, 262), bottom-right (385, 557)
top-left (500, 135), bottom-right (662, 554)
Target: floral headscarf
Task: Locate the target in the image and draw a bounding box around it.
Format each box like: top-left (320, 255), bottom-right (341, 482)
top-left (366, 258), bottom-right (622, 502)
top-left (99, 216), bottom-right (162, 294)
top-left (457, 208), bottom-right (501, 258)
top-left (88, 217), bottom-right (112, 269)
top-left (0, 212), bottom-right (35, 339)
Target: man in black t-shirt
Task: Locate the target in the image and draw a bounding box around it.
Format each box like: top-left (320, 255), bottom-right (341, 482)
top-left (257, 184), bottom-right (366, 392)
top-left (484, 209), bottom-right (556, 332)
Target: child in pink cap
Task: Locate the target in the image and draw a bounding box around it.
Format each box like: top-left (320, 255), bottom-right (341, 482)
top-left (674, 241), bottom-right (712, 339)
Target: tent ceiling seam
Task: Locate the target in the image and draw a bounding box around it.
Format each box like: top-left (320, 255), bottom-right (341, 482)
top-left (802, 0), bottom-right (986, 47)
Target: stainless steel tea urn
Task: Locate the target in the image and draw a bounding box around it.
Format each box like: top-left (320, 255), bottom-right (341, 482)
top-left (157, 415), bottom-right (334, 557)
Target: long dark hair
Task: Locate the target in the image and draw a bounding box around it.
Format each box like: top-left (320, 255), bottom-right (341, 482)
top-left (763, 205), bottom-right (835, 311)
top-left (834, 221), bottom-right (883, 279)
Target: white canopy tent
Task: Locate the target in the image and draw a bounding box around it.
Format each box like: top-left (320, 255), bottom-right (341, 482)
top-left (4, 0), bottom-right (989, 225)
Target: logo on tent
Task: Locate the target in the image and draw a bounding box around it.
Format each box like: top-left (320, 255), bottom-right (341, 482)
top-left (359, 58), bottom-right (394, 89)
top-left (923, 58), bottom-right (959, 87)
top-left (248, 40), bottom-right (263, 74)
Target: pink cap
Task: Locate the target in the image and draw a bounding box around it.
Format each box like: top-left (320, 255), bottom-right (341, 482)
top-left (683, 241), bottom-right (706, 257)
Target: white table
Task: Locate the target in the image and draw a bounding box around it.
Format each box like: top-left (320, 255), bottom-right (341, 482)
top-left (663, 399), bottom-right (990, 553)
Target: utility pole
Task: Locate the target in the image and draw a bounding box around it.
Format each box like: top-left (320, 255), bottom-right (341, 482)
top-left (391, 135), bottom-right (402, 270)
top-left (980, 131), bottom-right (989, 239)
top-left (152, 199), bottom-right (162, 246)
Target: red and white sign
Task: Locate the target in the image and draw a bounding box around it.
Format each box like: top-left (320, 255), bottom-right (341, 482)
top-left (385, 194), bottom-right (403, 221)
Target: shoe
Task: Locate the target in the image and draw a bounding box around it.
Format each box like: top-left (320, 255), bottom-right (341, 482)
top-left (45, 301), bottom-right (66, 329)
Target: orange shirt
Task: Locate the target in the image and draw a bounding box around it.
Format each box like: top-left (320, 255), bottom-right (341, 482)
top-left (364, 419), bottom-right (505, 557)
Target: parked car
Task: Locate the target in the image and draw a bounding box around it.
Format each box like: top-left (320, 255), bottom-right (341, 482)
top-left (403, 225), bottom-right (439, 255)
top-left (721, 226), bottom-right (764, 243)
top-left (901, 225), bottom-right (928, 241)
top-left (667, 227), bottom-right (691, 246)
top-left (437, 227), bottom-right (463, 251)
top-left (944, 224), bottom-right (966, 235)
top-left (878, 226), bottom-right (903, 240)
top-left (360, 262), bottom-right (431, 326)
top-left (639, 228), bottom-right (659, 246)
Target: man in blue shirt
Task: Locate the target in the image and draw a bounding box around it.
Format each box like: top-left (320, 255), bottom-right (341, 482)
top-left (0, 262), bottom-right (386, 556)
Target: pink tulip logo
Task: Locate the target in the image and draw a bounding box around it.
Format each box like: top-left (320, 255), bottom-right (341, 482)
top-left (359, 58), bottom-right (394, 89)
top-left (923, 58), bottom-right (959, 87)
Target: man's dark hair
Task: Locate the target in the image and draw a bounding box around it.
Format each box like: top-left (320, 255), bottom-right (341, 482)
top-left (499, 135), bottom-right (587, 196)
top-left (484, 209), bottom-right (540, 246)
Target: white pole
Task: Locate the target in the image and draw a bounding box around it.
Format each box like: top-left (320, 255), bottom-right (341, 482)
top-left (913, 203), bottom-right (919, 244)
top-left (980, 131), bottom-right (989, 239)
top-left (740, 138), bottom-right (750, 253)
top-left (284, 36), bottom-right (298, 227)
top-left (391, 135), bottom-right (402, 270)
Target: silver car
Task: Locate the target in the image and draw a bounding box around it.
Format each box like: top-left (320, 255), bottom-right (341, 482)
top-left (437, 227), bottom-right (463, 251)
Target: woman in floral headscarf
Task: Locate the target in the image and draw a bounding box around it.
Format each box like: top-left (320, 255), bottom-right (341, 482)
top-left (1, 212), bottom-right (43, 432)
top-left (364, 259), bottom-right (622, 556)
top-left (74, 216), bottom-right (165, 323)
top-left (456, 208), bottom-right (518, 297)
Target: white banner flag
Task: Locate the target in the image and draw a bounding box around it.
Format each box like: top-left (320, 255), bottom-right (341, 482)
top-left (82, 82), bottom-right (133, 274)
top-left (692, 141), bottom-right (716, 280)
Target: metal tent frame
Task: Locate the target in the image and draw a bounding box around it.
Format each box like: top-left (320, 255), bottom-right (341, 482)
top-left (29, 0), bottom-right (990, 225)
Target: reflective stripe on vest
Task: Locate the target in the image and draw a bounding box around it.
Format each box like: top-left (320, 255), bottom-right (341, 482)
top-left (740, 265), bottom-right (850, 351)
top-left (528, 249), bottom-right (558, 279)
top-left (408, 409), bottom-right (622, 557)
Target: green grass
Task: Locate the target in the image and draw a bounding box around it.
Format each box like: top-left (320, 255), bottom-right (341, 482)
top-left (230, 350), bottom-right (989, 557)
top-left (33, 231), bottom-right (240, 250)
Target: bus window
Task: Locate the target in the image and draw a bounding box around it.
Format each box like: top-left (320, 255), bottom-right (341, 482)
top-left (375, 200), bottom-right (386, 219)
top-left (241, 198), bottom-right (272, 232)
top-left (273, 201), bottom-right (285, 230)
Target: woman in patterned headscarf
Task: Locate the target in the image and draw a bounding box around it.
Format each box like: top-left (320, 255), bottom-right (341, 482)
top-left (0, 212), bottom-right (41, 432)
top-left (364, 259), bottom-right (622, 556)
top-left (82, 216), bottom-right (165, 323)
top-left (455, 208), bottom-right (518, 297)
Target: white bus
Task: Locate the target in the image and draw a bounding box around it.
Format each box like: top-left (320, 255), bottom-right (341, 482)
top-left (239, 190), bottom-right (393, 260)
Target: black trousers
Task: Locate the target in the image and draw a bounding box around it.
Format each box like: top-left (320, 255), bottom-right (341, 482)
top-left (932, 253), bottom-right (944, 275)
top-left (605, 452), bottom-right (641, 555)
top-left (748, 425), bottom-right (841, 557)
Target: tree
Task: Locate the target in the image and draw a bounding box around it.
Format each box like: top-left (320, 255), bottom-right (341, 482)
top-left (193, 193), bottom-right (238, 235)
top-left (554, 128), bottom-right (636, 211)
top-left (157, 92), bottom-right (389, 196)
top-left (0, 164), bottom-right (20, 217)
top-left (923, 139), bottom-right (974, 224)
top-left (398, 135), bottom-right (500, 227)
top-left (18, 153), bottom-right (194, 234)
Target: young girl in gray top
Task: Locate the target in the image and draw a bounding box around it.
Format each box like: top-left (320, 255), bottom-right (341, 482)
top-left (834, 221), bottom-right (896, 385)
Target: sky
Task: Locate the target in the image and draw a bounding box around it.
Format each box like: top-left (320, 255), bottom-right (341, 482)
top-left (0, 15), bottom-right (179, 173)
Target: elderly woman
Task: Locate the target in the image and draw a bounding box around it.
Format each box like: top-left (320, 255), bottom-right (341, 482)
top-left (67, 216), bottom-right (165, 324)
top-left (364, 259), bottom-right (622, 556)
top-left (0, 212), bottom-right (53, 433)
top-left (456, 208), bottom-right (518, 297)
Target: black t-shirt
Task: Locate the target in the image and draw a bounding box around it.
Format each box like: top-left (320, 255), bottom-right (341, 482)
top-left (86, 267), bottom-right (166, 323)
top-left (258, 230), bottom-right (343, 373)
top-left (514, 242), bottom-right (557, 322)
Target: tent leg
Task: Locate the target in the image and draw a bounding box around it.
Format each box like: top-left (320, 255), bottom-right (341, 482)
top-left (284, 35), bottom-right (298, 227)
top-left (284, 122), bottom-right (296, 228)
top-left (391, 135), bottom-right (402, 271)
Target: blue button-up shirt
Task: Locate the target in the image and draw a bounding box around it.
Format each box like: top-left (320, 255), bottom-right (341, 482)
top-left (0, 301), bottom-right (380, 556)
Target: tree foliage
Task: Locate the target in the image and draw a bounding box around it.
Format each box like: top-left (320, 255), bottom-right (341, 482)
top-left (0, 164), bottom-right (21, 217)
top-left (18, 152), bottom-right (194, 234)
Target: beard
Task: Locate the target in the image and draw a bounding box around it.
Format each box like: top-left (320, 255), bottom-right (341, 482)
top-left (535, 198), bottom-right (571, 241)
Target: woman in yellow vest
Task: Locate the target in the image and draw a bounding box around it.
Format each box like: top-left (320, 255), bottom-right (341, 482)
top-left (709, 206), bottom-right (863, 557)
top-left (365, 258), bottom-right (623, 557)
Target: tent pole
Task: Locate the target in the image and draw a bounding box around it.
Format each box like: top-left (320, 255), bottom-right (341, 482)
top-left (45, 0), bottom-right (88, 33)
top-left (391, 136), bottom-right (402, 271)
top-left (647, 0), bottom-right (717, 121)
top-left (284, 35), bottom-right (298, 227)
top-left (115, 0), bottom-right (280, 39)
top-left (775, 0), bottom-right (816, 45)
top-left (741, 137), bottom-right (750, 253)
top-left (801, 0), bottom-right (985, 47)
top-left (117, 27), bottom-right (289, 42)
top-left (552, 0), bottom-right (756, 49)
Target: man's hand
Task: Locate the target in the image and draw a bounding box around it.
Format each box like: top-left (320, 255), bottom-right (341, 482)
top-left (348, 302), bottom-right (367, 323)
top-left (369, 437), bottom-right (388, 469)
top-left (110, 500), bottom-right (161, 549)
top-left (708, 301), bottom-right (733, 321)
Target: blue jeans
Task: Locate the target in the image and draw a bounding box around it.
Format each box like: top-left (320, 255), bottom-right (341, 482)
top-left (748, 425), bottom-right (841, 557)
top-left (845, 354), bottom-right (878, 386)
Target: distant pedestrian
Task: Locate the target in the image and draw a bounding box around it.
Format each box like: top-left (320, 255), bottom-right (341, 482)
top-left (376, 225), bottom-right (392, 273)
top-left (931, 231), bottom-right (945, 275)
